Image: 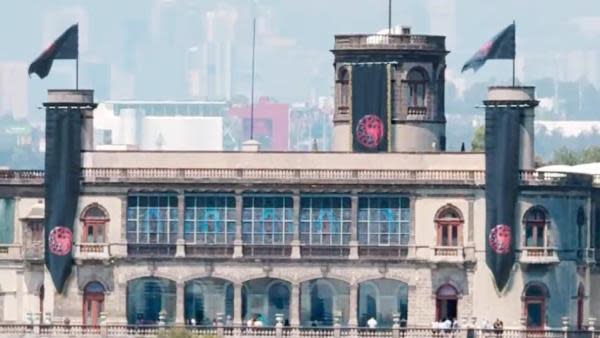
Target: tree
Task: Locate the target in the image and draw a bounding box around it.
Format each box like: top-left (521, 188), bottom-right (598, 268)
top-left (551, 147), bottom-right (582, 165)
top-left (471, 125), bottom-right (484, 151)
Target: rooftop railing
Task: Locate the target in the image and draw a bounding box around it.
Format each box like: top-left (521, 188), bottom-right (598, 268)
top-left (334, 34), bottom-right (446, 51)
top-left (0, 169), bottom-right (597, 187)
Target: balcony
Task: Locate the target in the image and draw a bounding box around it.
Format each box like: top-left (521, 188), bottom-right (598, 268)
top-left (184, 244), bottom-right (234, 258)
top-left (431, 246), bottom-right (464, 263)
top-left (127, 244), bottom-right (176, 257)
top-left (23, 242), bottom-right (44, 261)
top-left (406, 106), bottom-right (427, 120)
top-left (0, 245), bottom-right (21, 260)
top-left (74, 243), bottom-right (109, 260)
top-left (519, 247), bottom-right (559, 265)
top-left (242, 245), bottom-right (292, 258)
top-left (358, 246), bottom-right (409, 260)
top-left (300, 245), bottom-right (350, 258)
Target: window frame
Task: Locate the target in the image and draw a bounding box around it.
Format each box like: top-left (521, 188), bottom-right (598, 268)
top-left (522, 283), bottom-right (548, 330)
top-left (80, 204), bottom-right (109, 244)
top-left (300, 195), bottom-right (352, 246)
top-left (357, 195), bottom-right (411, 246)
top-left (184, 194), bottom-right (236, 245)
top-left (435, 205), bottom-right (463, 247)
top-left (404, 68), bottom-right (429, 108)
top-left (523, 207), bottom-right (550, 248)
top-left (242, 194), bottom-right (294, 245)
top-left (126, 194), bottom-right (179, 245)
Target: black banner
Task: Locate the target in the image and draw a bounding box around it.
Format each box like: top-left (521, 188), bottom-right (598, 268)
top-left (29, 24), bottom-right (78, 79)
top-left (485, 107), bottom-right (521, 291)
top-left (351, 64), bottom-right (389, 152)
top-left (45, 107), bottom-right (81, 293)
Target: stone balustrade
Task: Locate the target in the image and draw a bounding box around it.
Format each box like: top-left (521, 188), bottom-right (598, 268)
top-left (334, 34), bottom-right (446, 51)
top-left (0, 169), bottom-right (597, 187)
top-left (0, 325), bottom-right (595, 338)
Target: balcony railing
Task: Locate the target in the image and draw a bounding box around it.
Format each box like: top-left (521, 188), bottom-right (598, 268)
top-left (127, 244), bottom-right (176, 257)
top-left (434, 246), bottom-right (461, 257)
top-left (300, 245), bottom-right (350, 258)
top-left (358, 246), bottom-right (409, 259)
top-left (334, 34), bottom-right (446, 51)
top-left (185, 244), bottom-right (234, 258)
top-left (520, 247), bottom-right (559, 265)
top-left (242, 245), bottom-right (292, 258)
top-left (406, 106), bottom-right (427, 120)
top-left (0, 325), bottom-right (595, 338)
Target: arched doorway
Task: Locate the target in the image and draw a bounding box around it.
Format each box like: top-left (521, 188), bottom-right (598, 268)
top-left (523, 283), bottom-right (548, 329)
top-left (300, 278), bottom-right (349, 327)
top-left (83, 282), bottom-right (105, 326)
top-left (243, 278), bottom-right (290, 325)
top-left (436, 284), bottom-right (458, 321)
top-left (358, 279), bottom-right (408, 327)
top-left (184, 278), bottom-right (234, 325)
top-left (126, 277), bottom-right (176, 325)
top-left (577, 284), bottom-right (585, 330)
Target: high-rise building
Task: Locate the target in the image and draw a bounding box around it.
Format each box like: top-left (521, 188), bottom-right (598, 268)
top-left (0, 62), bottom-right (28, 119)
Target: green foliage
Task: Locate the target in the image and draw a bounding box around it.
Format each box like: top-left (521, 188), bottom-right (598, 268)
top-left (156, 328), bottom-right (197, 338)
top-left (471, 125), bottom-right (485, 152)
top-left (551, 146), bottom-right (600, 165)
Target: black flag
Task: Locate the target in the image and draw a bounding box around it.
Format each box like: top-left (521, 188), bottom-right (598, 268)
top-left (29, 24), bottom-right (78, 79)
top-left (351, 64), bottom-right (390, 152)
top-left (44, 107), bottom-right (81, 293)
top-left (462, 23), bottom-right (515, 73)
top-left (485, 107), bottom-right (521, 291)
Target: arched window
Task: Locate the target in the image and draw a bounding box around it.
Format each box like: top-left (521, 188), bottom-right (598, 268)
top-left (126, 277), bottom-right (176, 325)
top-left (577, 284), bottom-right (585, 330)
top-left (523, 207), bottom-right (549, 248)
top-left (436, 67), bottom-right (445, 119)
top-left (81, 204), bottom-right (109, 243)
top-left (300, 278), bottom-right (349, 327)
top-left (523, 283), bottom-right (548, 329)
top-left (435, 284), bottom-right (458, 321)
top-left (185, 278), bottom-right (233, 326)
top-left (358, 279), bottom-right (408, 327)
top-left (435, 206), bottom-right (463, 247)
top-left (338, 67), bottom-right (350, 110)
top-left (577, 207), bottom-right (586, 250)
top-left (83, 282), bottom-right (105, 326)
top-left (404, 68), bottom-right (428, 108)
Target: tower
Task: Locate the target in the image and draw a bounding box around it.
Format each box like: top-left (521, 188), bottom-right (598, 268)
top-left (331, 27), bottom-right (448, 152)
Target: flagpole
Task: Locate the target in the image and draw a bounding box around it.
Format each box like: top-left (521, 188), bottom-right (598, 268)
top-left (76, 56), bottom-right (79, 90)
top-left (512, 20), bottom-right (516, 87)
top-left (250, 17), bottom-right (256, 140)
top-left (388, 0), bottom-right (392, 34)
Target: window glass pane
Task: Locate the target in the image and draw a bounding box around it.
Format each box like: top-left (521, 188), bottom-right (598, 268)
top-left (183, 195), bottom-right (235, 245)
top-left (243, 196), bottom-right (293, 245)
top-left (127, 194), bottom-right (178, 245)
top-left (357, 197), bottom-right (410, 246)
top-left (300, 196), bottom-right (351, 245)
top-left (527, 303), bottom-right (543, 328)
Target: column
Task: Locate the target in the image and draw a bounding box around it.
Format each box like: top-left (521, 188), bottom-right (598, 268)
top-left (349, 193), bottom-right (359, 260)
top-left (176, 282), bottom-right (185, 325)
top-left (289, 283), bottom-right (300, 326)
top-left (233, 193), bottom-right (243, 258)
top-left (233, 283), bottom-right (243, 325)
top-left (291, 192), bottom-right (301, 259)
top-left (176, 193), bottom-right (185, 257)
top-left (348, 284), bottom-right (358, 326)
top-left (407, 195), bottom-right (417, 259)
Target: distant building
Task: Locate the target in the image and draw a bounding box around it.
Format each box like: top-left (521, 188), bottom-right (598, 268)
top-left (0, 62), bottom-right (28, 119)
top-left (94, 101), bottom-right (231, 151)
top-left (229, 97), bottom-right (289, 151)
top-left (289, 106), bottom-right (332, 151)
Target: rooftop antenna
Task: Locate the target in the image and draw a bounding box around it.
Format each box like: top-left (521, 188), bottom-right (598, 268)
top-left (250, 17), bottom-right (256, 140)
top-left (388, 0), bottom-right (392, 34)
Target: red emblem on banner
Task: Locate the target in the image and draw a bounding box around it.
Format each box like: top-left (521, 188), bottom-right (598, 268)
top-left (489, 224), bottom-right (511, 255)
top-left (356, 114), bottom-right (384, 148)
top-left (48, 226), bottom-right (73, 256)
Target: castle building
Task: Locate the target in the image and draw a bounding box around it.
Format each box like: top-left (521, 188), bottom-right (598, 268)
top-left (0, 28), bottom-right (598, 332)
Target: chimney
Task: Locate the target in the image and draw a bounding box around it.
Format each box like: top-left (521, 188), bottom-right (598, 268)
top-left (45, 90), bottom-right (96, 151)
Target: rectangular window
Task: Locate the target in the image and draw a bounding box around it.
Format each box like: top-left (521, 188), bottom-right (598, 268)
top-left (0, 199), bottom-right (15, 244)
top-left (242, 196), bottom-right (293, 244)
top-left (126, 194), bottom-right (178, 244)
top-left (184, 195), bottom-right (236, 244)
top-left (358, 196), bottom-right (410, 246)
top-left (300, 196), bottom-right (351, 245)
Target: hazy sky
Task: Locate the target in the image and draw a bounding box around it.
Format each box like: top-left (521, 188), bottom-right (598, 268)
top-left (1, 0), bottom-right (600, 116)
